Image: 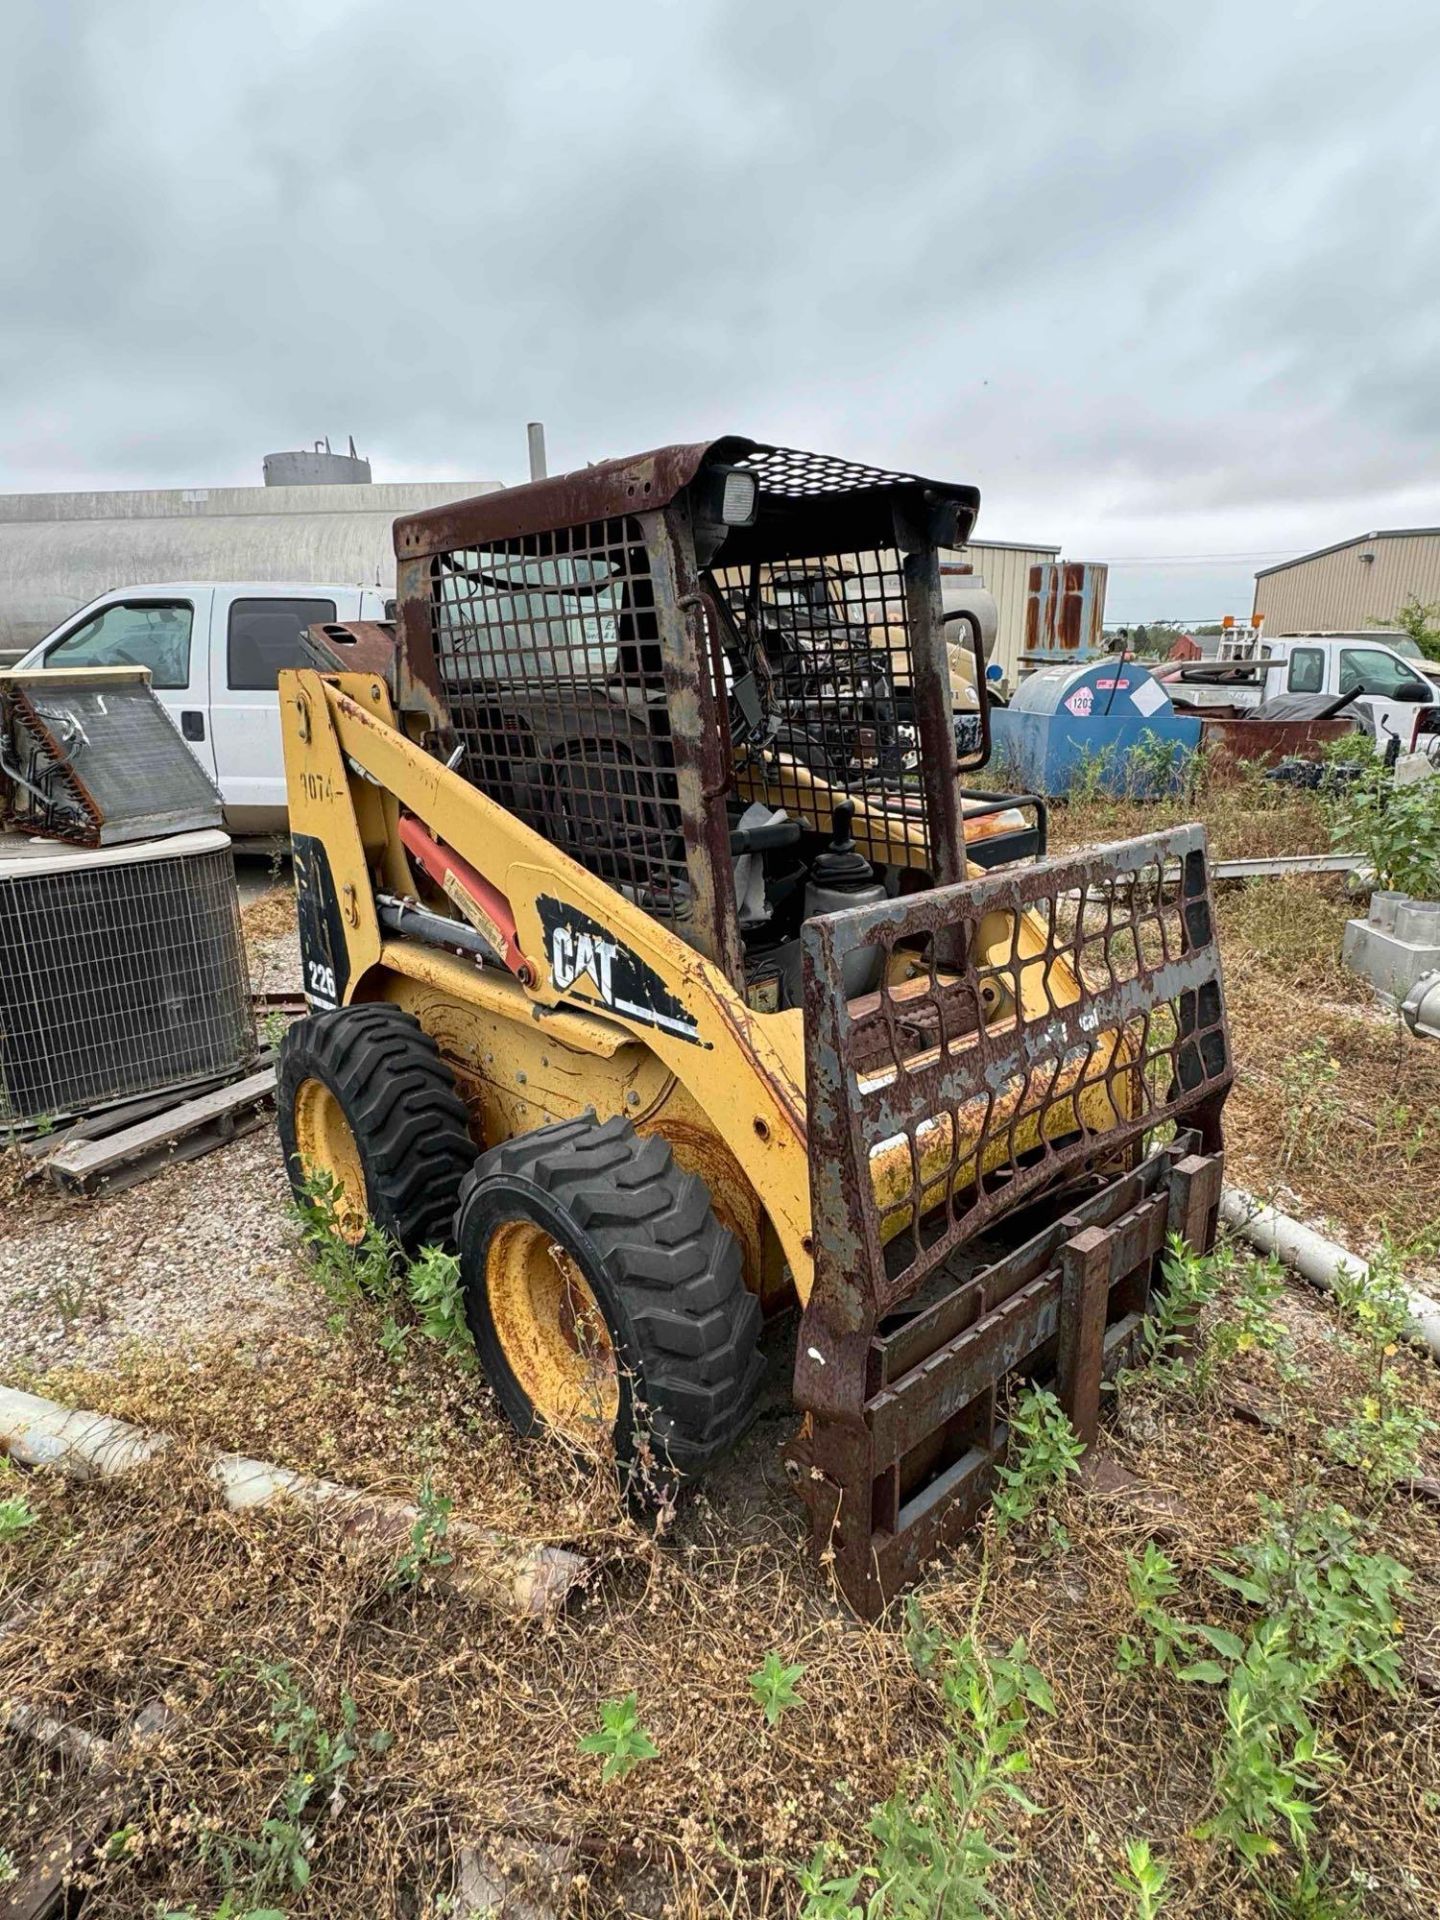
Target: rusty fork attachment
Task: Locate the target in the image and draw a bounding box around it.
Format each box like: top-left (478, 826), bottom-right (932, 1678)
top-left (786, 825), bottom-right (1232, 1618)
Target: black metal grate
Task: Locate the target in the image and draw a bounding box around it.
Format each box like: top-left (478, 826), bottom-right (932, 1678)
top-left (0, 842), bottom-right (255, 1122)
top-left (426, 516), bottom-right (699, 935)
top-left (802, 828), bottom-right (1232, 1319)
top-left (731, 446), bottom-right (923, 498)
top-left (711, 547), bottom-right (930, 862)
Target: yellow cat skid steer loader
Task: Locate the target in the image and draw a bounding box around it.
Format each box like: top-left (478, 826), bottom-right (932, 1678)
top-left (276, 438), bottom-right (1232, 1617)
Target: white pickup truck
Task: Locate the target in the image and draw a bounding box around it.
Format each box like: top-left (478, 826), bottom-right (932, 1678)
top-left (1161, 633), bottom-right (1440, 760)
top-left (15, 581), bottom-right (390, 833)
top-left (1256, 634), bottom-right (1440, 756)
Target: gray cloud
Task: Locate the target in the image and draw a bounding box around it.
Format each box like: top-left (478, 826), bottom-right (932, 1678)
top-left (3, 0), bottom-right (1438, 620)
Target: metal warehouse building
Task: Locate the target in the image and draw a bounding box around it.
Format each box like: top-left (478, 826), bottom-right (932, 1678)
top-left (1253, 527), bottom-right (1440, 634)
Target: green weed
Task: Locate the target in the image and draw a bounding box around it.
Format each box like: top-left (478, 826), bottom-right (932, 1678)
top-left (1323, 1248), bottom-right (1434, 1495)
top-left (750, 1651), bottom-right (806, 1727)
top-left (1211, 1496), bottom-right (1407, 1696)
top-left (1277, 1043), bottom-right (1342, 1177)
top-left (1217, 1503), bottom-right (1406, 1853)
top-left (797, 1629), bottom-right (1054, 1919)
top-left (1325, 1390), bottom-right (1434, 1495)
top-left (259, 1010), bottom-right (289, 1052)
top-left (1134, 1233), bottom-right (1230, 1383)
top-left (405, 1246), bottom-right (476, 1368)
top-left (377, 1314), bottom-right (410, 1361)
top-left (389, 1477), bottom-right (454, 1589)
top-left (1071, 740), bottom-right (1119, 803)
top-left (200, 1663), bottom-right (366, 1898)
top-left (1123, 729), bottom-right (1194, 800)
top-left (1113, 1837), bottom-right (1169, 1917)
top-left (1270, 1853), bottom-right (1368, 1918)
top-left (162, 1897), bottom-right (285, 1920)
top-left (0, 1470), bottom-right (36, 1543)
top-left (578, 1693), bottom-right (659, 1785)
top-left (1322, 757), bottom-right (1440, 898)
top-left (1202, 1254), bottom-right (1298, 1388)
top-left (1112, 1491), bottom-right (1407, 1874)
top-left (1201, 1620), bottom-right (1335, 1863)
top-left (291, 1170), bottom-right (396, 1307)
top-left (1116, 1541), bottom-right (1245, 1684)
top-left (992, 1385), bottom-right (1083, 1535)
top-left (1328, 1246), bottom-right (1413, 1356)
top-left (41, 1267), bottom-right (99, 1334)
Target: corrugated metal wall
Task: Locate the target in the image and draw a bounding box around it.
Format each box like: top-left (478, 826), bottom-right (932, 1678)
top-left (948, 541), bottom-right (1061, 681)
top-left (1253, 532), bottom-right (1440, 634)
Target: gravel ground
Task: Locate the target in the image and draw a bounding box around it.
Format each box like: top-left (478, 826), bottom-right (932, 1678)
top-left (240, 877), bottom-right (302, 998)
top-left (0, 876), bottom-right (312, 1378)
top-left (0, 1129), bottom-right (312, 1373)
top-left (249, 924), bottom-right (302, 997)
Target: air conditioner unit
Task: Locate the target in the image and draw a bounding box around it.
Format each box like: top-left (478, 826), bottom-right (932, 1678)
top-left (0, 667), bottom-right (224, 847)
top-left (0, 828), bottom-right (256, 1125)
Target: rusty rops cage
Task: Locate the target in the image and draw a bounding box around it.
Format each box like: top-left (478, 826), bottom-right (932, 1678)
top-left (394, 440), bottom-right (989, 994)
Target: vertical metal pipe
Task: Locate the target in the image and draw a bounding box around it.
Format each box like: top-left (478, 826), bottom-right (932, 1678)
top-left (526, 422), bottom-right (547, 482)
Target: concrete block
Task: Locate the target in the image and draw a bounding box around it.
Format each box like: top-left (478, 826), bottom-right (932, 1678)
top-left (1342, 892), bottom-right (1440, 1005)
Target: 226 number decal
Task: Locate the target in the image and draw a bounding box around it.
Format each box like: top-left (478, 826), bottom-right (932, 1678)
top-left (306, 959), bottom-right (337, 1007)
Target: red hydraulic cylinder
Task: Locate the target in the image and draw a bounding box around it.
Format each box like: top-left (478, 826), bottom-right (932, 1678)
top-left (397, 814), bottom-right (532, 985)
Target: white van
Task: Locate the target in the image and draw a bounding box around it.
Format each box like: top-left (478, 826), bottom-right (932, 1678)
top-left (16, 581), bottom-right (390, 833)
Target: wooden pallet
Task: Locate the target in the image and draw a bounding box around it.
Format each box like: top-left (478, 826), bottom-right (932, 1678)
top-left (40, 1066), bottom-right (277, 1198)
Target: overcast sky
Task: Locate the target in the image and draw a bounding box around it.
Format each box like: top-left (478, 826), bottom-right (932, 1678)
top-left (3, 0), bottom-right (1438, 621)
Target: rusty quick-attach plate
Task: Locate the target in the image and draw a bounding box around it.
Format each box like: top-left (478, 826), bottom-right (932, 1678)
top-left (789, 824), bottom-right (1231, 1615)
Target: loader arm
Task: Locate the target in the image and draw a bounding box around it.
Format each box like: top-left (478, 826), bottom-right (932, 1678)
top-left (282, 669), bottom-right (818, 1290)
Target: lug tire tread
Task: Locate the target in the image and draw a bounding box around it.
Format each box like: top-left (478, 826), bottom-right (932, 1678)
top-left (456, 1113), bottom-right (763, 1481)
top-left (278, 1004), bottom-right (476, 1253)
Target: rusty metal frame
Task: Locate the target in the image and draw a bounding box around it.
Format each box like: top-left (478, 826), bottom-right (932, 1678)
top-left (786, 1135), bottom-right (1225, 1616)
top-left (788, 824), bottom-right (1231, 1612)
top-left (651, 501), bottom-right (745, 983)
top-left (1, 683), bottom-right (104, 843)
top-left (391, 443), bottom-right (982, 986)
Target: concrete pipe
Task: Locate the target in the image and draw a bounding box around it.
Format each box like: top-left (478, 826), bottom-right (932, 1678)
top-left (1220, 1188), bottom-right (1440, 1363)
top-left (0, 1388), bottom-right (588, 1616)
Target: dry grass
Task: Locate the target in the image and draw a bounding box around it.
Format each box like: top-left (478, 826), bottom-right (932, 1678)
top-left (1051, 766), bottom-right (1333, 865)
top-left (240, 881), bottom-right (300, 947)
top-left (3, 1261), bottom-right (1438, 1917)
top-left (1056, 777), bottom-right (1440, 1262)
top-left (1216, 879), bottom-right (1440, 1260)
top-left (4, 790), bottom-right (1440, 1915)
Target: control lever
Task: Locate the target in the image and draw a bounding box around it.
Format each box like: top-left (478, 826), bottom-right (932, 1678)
top-left (728, 818), bottom-right (802, 856)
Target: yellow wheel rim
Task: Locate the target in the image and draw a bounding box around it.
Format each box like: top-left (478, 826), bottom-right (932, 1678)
top-left (485, 1221), bottom-right (619, 1442)
top-left (292, 1077), bottom-right (368, 1244)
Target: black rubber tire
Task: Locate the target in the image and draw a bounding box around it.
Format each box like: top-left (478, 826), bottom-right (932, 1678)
top-left (277, 1003), bottom-right (476, 1254)
top-left (455, 1113), bottom-right (764, 1487)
